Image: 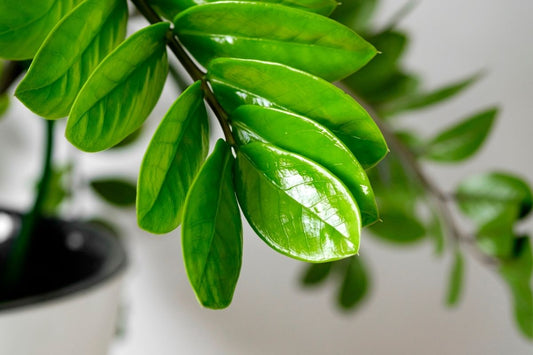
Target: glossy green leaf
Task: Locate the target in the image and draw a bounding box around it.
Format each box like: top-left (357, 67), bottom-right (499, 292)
top-left (0, 0), bottom-right (83, 60)
top-left (331, 0), bottom-right (377, 33)
top-left (66, 22), bottom-right (169, 152)
top-left (500, 237), bottom-right (533, 339)
top-left (235, 142), bottom-right (361, 262)
top-left (15, 0), bottom-right (128, 119)
top-left (369, 211), bottom-right (425, 244)
top-left (137, 81), bottom-right (209, 234)
top-left (337, 256), bottom-right (369, 310)
top-left (175, 2), bottom-right (376, 81)
top-left (423, 107), bottom-right (497, 162)
top-left (231, 105), bottom-right (378, 226)
top-left (207, 58), bottom-right (388, 168)
top-left (182, 139), bottom-right (242, 309)
top-left (381, 73), bottom-right (481, 115)
top-left (456, 172), bottom-right (533, 224)
top-left (90, 178), bottom-right (136, 207)
top-left (149, 0), bottom-right (337, 19)
top-left (446, 250), bottom-right (464, 307)
top-left (300, 262), bottom-right (333, 286)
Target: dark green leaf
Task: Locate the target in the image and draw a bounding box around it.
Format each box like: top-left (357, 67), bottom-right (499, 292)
top-left (182, 139), bottom-right (242, 309)
top-left (331, 0), bottom-right (377, 33)
top-left (66, 22), bottom-right (169, 152)
top-left (423, 107), bottom-right (497, 162)
top-left (15, 0), bottom-right (128, 119)
top-left (337, 256), bottom-right (369, 310)
top-left (300, 262), bottom-right (333, 286)
top-left (369, 211), bottom-right (425, 244)
top-left (90, 178), bottom-right (136, 207)
top-left (499, 237), bottom-right (533, 339)
top-left (175, 2), bottom-right (376, 81)
top-left (112, 127), bottom-right (143, 149)
top-left (235, 142), bottom-right (361, 262)
top-left (207, 58), bottom-right (388, 168)
top-left (0, 0), bottom-right (83, 60)
top-left (456, 171), bottom-right (533, 224)
top-left (231, 105), bottom-right (378, 226)
top-left (0, 94), bottom-right (8, 117)
top-left (446, 250), bottom-right (464, 307)
top-left (137, 81), bottom-right (209, 234)
top-left (367, 71), bottom-right (420, 107)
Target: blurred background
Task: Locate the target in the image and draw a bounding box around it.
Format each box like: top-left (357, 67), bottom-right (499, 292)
top-left (1, 0), bottom-right (532, 354)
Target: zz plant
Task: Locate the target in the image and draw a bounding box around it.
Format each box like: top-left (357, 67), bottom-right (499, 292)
top-left (0, 0), bottom-right (531, 340)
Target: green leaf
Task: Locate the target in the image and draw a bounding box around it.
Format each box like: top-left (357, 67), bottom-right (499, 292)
top-left (15, 0), bottom-right (128, 119)
top-left (0, 0), bottom-right (83, 60)
top-left (0, 94), bottom-right (8, 117)
top-left (369, 211), bottom-right (425, 244)
top-left (149, 0), bottom-right (337, 19)
top-left (231, 105), bottom-right (378, 226)
top-left (381, 73), bottom-right (481, 115)
top-left (300, 262), bottom-right (333, 286)
top-left (456, 171), bottom-right (533, 224)
top-left (137, 81), bottom-right (209, 234)
top-left (499, 237), bottom-right (533, 339)
top-left (182, 139), bottom-right (242, 309)
top-left (446, 250), bottom-right (464, 307)
top-left (428, 212), bottom-right (445, 256)
top-left (207, 58), bottom-right (388, 168)
top-left (423, 107), bottom-right (497, 162)
top-left (337, 256), bottom-right (369, 310)
top-left (235, 142), bottom-right (361, 262)
top-left (90, 178), bottom-right (136, 207)
top-left (331, 0), bottom-right (377, 33)
top-left (112, 127), bottom-right (143, 149)
top-left (368, 71), bottom-right (420, 108)
top-left (66, 22), bottom-right (169, 152)
top-left (174, 2), bottom-right (376, 81)
top-left (476, 206), bottom-right (516, 258)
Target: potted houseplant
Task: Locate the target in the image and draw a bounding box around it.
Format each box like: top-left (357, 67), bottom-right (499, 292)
top-left (1, 0), bottom-right (531, 353)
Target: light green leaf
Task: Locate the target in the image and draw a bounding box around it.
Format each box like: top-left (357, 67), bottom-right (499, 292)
top-left (137, 81), bottom-right (209, 234)
top-left (175, 2), bottom-right (376, 81)
top-left (337, 256), bottom-right (369, 310)
top-left (428, 212), bottom-right (445, 256)
top-left (476, 206), bottom-right (516, 258)
top-left (0, 0), bottom-right (83, 60)
top-left (446, 250), bottom-right (464, 307)
top-left (112, 127), bottom-right (143, 149)
top-left (369, 211), bottom-right (425, 244)
top-left (66, 22), bottom-right (169, 152)
top-left (231, 105), bottom-right (378, 226)
top-left (500, 237), bottom-right (533, 339)
top-left (90, 178), bottom-right (136, 207)
top-left (15, 0), bottom-right (128, 119)
top-left (235, 142), bottom-right (361, 262)
top-left (300, 262), bottom-right (333, 286)
top-left (182, 139), bottom-right (242, 309)
top-left (456, 171), bottom-right (533, 224)
top-left (423, 107), bottom-right (497, 162)
top-left (207, 58), bottom-right (388, 168)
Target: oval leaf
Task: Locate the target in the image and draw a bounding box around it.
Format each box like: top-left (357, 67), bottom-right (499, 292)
top-left (337, 256), bottom-right (369, 310)
top-left (424, 107), bottom-right (497, 162)
top-left (175, 2), bottom-right (376, 81)
top-left (235, 142), bottom-right (361, 262)
top-left (182, 139), bottom-right (242, 309)
top-left (456, 171), bottom-right (533, 224)
top-left (231, 105), bottom-right (378, 226)
top-left (300, 262), bottom-right (333, 286)
top-left (207, 58), bottom-right (388, 168)
top-left (15, 0), bottom-right (128, 119)
top-left (90, 178), bottom-right (136, 207)
top-left (0, 0), bottom-right (83, 60)
top-left (137, 81), bottom-right (209, 234)
top-left (66, 22), bottom-right (170, 152)
top-left (446, 250), bottom-right (464, 307)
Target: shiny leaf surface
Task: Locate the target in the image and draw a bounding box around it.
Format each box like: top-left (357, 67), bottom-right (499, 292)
top-left (66, 22), bottom-right (169, 152)
top-left (231, 105), bottom-right (377, 226)
top-left (424, 107), bottom-right (497, 162)
top-left (90, 178), bottom-right (136, 207)
top-left (15, 0), bottom-right (128, 119)
top-left (137, 81), bottom-right (209, 234)
top-left (207, 58), bottom-right (387, 168)
top-left (0, 0), bottom-right (83, 59)
top-left (182, 139), bottom-right (242, 309)
top-left (235, 142), bottom-right (361, 262)
top-left (446, 250), bottom-right (464, 307)
top-left (456, 171), bottom-right (533, 224)
top-left (337, 256), bottom-right (369, 310)
top-left (175, 2), bottom-right (376, 81)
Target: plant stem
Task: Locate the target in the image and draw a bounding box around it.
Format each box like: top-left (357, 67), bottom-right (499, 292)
top-left (2, 120), bottom-right (55, 288)
top-left (130, 0), bottom-right (236, 147)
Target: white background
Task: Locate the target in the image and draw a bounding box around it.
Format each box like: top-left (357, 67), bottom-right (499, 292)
top-left (1, 1), bottom-right (532, 354)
